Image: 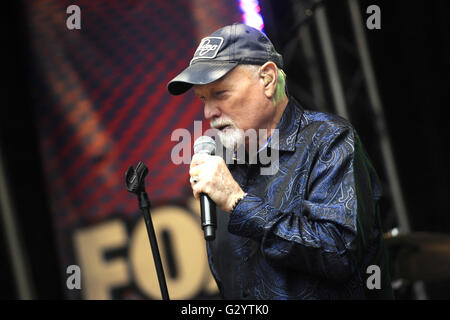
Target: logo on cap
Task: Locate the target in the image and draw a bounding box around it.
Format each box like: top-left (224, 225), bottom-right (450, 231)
top-left (190, 37), bottom-right (224, 64)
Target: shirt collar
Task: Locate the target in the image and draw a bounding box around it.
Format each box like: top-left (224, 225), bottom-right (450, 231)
top-left (268, 96), bottom-right (303, 152)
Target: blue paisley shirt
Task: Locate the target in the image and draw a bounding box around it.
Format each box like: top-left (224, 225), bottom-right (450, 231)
top-left (207, 97), bottom-right (394, 299)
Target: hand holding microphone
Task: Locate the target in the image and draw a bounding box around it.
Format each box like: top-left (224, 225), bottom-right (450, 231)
top-left (190, 136), bottom-right (246, 240)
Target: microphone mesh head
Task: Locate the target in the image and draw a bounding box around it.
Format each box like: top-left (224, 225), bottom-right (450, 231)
top-left (194, 136), bottom-right (216, 155)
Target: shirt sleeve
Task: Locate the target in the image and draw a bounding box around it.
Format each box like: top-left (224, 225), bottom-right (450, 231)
top-left (228, 125), bottom-right (376, 282)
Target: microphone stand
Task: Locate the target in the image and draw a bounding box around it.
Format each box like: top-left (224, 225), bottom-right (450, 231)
top-left (125, 162), bottom-right (170, 300)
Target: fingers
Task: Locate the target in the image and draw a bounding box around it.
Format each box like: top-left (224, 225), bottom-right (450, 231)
top-left (190, 174), bottom-right (208, 200)
top-left (188, 154), bottom-right (242, 211)
top-left (189, 157), bottom-right (204, 200)
top-left (189, 154), bottom-right (222, 177)
top-left (190, 165), bottom-right (211, 199)
top-left (189, 154), bottom-right (221, 199)
top-left (192, 184), bottom-right (202, 200)
top-left (190, 153), bottom-right (210, 168)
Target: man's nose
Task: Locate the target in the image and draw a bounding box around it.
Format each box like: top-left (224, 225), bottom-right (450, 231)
top-left (204, 102), bottom-right (221, 120)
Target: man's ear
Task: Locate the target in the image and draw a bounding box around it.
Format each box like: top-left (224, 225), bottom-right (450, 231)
top-left (259, 61), bottom-right (278, 99)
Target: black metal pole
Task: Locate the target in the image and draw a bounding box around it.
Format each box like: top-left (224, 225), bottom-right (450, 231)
top-left (138, 191), bottom-right (170, 300)
top-left (125, 162), bottom-right (170, 300)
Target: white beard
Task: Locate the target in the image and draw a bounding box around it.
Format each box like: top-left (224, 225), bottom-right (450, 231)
top-left (210, 117), bottom-right (245, 150)
top-left (217, 126), bottom-right (245, 150)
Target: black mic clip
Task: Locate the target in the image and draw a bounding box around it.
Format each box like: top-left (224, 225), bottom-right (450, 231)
top-left (125, 161), bottom-right (150, 211)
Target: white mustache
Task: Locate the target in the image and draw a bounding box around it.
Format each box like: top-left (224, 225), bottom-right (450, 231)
top-left (210, 118), bottom-right (235, 129)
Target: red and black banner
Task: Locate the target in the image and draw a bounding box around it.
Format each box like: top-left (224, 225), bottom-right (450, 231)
top-left (23, 0), bottom-right (242, 299)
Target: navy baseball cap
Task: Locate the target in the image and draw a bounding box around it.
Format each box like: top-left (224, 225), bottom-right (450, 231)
top-left (167, 23), bottom-right (283, 95)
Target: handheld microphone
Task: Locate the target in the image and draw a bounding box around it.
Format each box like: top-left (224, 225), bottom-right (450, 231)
top-left (193, 136), bottom-right (217, 241)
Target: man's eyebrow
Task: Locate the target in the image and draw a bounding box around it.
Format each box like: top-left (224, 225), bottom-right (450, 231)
top-left (193, 91), bottom-right (205, 99)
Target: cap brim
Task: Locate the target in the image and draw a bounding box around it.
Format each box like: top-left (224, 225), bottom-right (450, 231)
top-left (167, 61), bottom-right (238, 95)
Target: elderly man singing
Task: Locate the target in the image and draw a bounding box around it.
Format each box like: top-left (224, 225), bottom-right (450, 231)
top-left (167, 23), bottom-right (393, 300)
